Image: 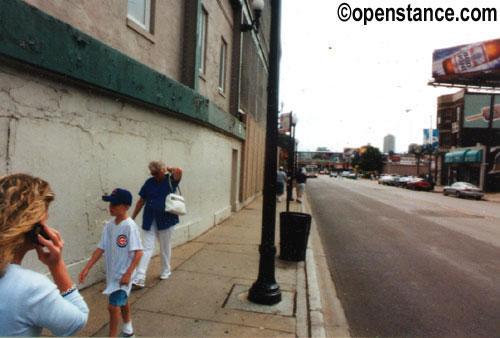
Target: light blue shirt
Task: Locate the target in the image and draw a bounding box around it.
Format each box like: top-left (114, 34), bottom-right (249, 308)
top-left (0, 264), bottom-right (89, 336)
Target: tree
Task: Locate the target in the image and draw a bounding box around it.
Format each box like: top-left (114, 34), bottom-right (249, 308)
top-left (359, 145), bottom-right (383, 172)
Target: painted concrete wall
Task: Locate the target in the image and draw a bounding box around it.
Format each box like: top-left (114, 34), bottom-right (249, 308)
top-left (0, 63), bottom-right (241, 285)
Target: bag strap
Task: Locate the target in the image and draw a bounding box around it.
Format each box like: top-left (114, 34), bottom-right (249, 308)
top-left (168, 174), bottom-right (182, 196)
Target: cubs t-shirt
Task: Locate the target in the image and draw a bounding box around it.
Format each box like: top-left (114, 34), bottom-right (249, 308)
top-left (98, 217), bottom-right (143, 296)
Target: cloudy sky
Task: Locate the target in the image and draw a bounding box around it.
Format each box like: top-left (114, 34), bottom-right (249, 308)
top-left (280, 0), bottom-right (499, 152)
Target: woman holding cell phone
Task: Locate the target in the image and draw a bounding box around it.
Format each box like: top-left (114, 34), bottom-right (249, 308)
top-left (0, 174), bottom-right (88, 336)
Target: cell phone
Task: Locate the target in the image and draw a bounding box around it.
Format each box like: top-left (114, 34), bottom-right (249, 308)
top-left (25, 223), bottom-right (50, 246)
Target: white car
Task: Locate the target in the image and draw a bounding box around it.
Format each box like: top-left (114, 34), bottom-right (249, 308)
top-left (443, 182), bottom-right (484, 200)
top-left (378, 174), bottom-right (398, 185)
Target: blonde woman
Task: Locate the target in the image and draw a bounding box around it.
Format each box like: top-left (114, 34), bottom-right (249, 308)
top-left (0, 174), bottom-right (88, 336)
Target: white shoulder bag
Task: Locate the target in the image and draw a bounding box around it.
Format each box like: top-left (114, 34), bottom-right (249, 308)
top-left (165, 175), bottom-right (187, 216)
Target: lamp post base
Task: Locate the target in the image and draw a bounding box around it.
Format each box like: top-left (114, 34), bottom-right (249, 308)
top-left (248, 281), bottom-right (282, 305)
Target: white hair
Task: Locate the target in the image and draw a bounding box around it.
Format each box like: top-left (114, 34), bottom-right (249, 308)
top-left (148, 160), bottom-right (166, 171)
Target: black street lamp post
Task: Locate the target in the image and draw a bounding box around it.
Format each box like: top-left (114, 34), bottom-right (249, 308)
top-left (286, 113), bottom-right (296, 212)
top-left (248, 0), bottom-right (282, 306)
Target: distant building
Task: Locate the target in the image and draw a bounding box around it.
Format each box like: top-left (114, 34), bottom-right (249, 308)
top-left (297, 151), bottom-right (345, 171)
top-left (383, 134), bottom-right (395, 153)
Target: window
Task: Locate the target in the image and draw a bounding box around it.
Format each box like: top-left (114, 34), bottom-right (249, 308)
top-left (219, 38), bottom-right (227, 92)
top-left (199, 7), bottom-right (208, 74)
top-left (128, 0), bottom-right (151, 31)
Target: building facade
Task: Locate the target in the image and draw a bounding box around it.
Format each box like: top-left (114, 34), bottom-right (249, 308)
top-left (383, 134), bottom-right (395, 154)
top-left (436, 89), bottom-right (500, 190)
top-left (0, 0), bottom-right (269, 284)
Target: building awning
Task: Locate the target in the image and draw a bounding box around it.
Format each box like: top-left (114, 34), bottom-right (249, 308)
top-left (445, 149), bottom-right (483, 163)
top-left (464, 149), bottom-right (483, 163)
top-left (444, 149), bottom-right (469, 163)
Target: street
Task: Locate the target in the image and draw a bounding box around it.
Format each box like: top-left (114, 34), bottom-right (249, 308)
top-left (307, 176), bottom-right (500, 337)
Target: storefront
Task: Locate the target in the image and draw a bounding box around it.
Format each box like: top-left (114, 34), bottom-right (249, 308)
top-left (443, 148), bottom-right (485, 188)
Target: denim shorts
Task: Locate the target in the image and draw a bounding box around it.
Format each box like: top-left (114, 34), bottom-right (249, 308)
top-left (109, 290), bottom-right (128, 306)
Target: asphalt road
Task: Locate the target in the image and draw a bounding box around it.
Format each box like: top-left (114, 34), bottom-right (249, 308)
top-left (307, 176), bottom-right (500, 337)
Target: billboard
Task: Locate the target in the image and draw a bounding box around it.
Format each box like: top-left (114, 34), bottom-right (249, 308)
top-left (464, 93), bottom-right (500, 128)
top-left (423, 129), bottom-right (439, 149)
top-left (432, 39), bottom-right (500, 78)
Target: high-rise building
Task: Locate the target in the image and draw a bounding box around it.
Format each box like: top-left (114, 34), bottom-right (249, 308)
top-left (383, 134), bottom-right (395, 153)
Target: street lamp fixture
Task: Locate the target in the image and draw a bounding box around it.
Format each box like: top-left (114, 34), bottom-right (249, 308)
top-left (241, 0), bottom-right (264, 33)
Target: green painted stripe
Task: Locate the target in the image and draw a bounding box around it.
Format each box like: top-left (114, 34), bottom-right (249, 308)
top-left (0, 0), bottom-right (245, 140)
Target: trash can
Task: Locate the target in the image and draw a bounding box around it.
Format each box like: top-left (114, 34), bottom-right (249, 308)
top-left (279, 212), bottom-right (312, 262)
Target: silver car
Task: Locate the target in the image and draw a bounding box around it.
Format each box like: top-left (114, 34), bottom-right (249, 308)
top-left (443, 182), bottom-right (484, 200)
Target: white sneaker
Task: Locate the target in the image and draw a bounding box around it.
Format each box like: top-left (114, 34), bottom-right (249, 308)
top-left (132, 279), bottom-right (145, 288)
top-left (160, 272), bottom-right (171, 280)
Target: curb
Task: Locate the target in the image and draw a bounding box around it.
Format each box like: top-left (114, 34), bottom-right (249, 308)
top-left (301, 197), bottom-right (351, 337)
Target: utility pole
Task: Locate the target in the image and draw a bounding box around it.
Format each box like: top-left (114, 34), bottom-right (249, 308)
top-left (484, 94), bottom-right (496, 192)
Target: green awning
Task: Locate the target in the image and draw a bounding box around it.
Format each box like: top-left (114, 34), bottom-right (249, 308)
top-left (444, 149), bottom-right (469, 163)
top-left (464, 149), bottom-right (483, 163)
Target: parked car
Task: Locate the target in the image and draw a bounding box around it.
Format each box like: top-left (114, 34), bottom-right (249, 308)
top-left (395, 176), bottom-right (413, 188)
top-left (443, 182), bottom-right (484, 200)
top-left (378, 175), bottom-right (395, 185)
top-left (347, 173), bottom-right (357, 179)
top-left (406, 178), bottom-right (433, 191)
top-left (380, 174), bottom-right (400, 186)
top-left (341, 171), bottom-right (351, 178)
top-left (329, 171), bottom-right (338, 178)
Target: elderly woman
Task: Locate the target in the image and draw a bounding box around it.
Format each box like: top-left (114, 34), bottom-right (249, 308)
top-left (0, 174), bottom-right (88, 336)
top-left (132, 160), bottom-right (182, 288)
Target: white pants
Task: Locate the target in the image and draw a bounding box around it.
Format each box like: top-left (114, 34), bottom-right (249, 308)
top-left (135, 221), bottom-right (174, 281)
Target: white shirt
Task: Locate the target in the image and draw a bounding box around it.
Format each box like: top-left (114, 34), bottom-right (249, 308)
top-left (98, 217), bottom-right (143, 296)
top-left (0, 264), bottom-right (88, 336)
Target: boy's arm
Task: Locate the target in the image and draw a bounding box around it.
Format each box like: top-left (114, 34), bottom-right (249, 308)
top-left (78, 248), bottom-right (104, 284)
top-left (120, 250), bottom-right (143, 286)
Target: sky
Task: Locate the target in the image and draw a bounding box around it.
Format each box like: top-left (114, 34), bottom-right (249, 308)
top-left (279, 0), bottom-right (500, 153)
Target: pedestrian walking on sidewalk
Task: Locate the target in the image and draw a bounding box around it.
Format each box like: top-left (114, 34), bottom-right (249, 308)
top-left (0, 174), bottom-right (89, 337)
top-left (78, 188), bottom-right (143, 337)
top-left (296, 168), bottom-right (307, 203)
top-left (277, 166), bottom-right (287, 202)
top-left (131, 160), bottom-right (183, 287)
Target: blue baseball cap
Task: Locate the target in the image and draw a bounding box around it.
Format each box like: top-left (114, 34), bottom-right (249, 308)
top-left (102, 188), bottom-right (132, 206)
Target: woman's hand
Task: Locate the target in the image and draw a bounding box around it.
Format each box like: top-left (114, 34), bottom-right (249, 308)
top-left (35, 223), bottom-right (64, 269)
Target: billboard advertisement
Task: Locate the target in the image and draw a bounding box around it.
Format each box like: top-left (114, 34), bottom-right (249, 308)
top-left (432, 38), bottom-right (500, 78)
top-left (423, 129), bottom-right (439, 149)
top-left (464, 93), bottom-right (500, 128)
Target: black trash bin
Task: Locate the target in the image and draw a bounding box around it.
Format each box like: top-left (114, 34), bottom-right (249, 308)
top-left (279, 212), bottom-right (312, 262)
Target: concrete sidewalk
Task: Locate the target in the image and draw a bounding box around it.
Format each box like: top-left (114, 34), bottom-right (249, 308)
top-left (71, 195), bottom-right (347, 337)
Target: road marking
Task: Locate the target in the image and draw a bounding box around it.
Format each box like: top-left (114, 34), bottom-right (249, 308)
top-left (440, 205), bottom-right (494, 220)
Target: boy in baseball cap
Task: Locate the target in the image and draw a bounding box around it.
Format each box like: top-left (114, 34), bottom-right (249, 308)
top-left (79, 188), bottom-right (143, 337)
